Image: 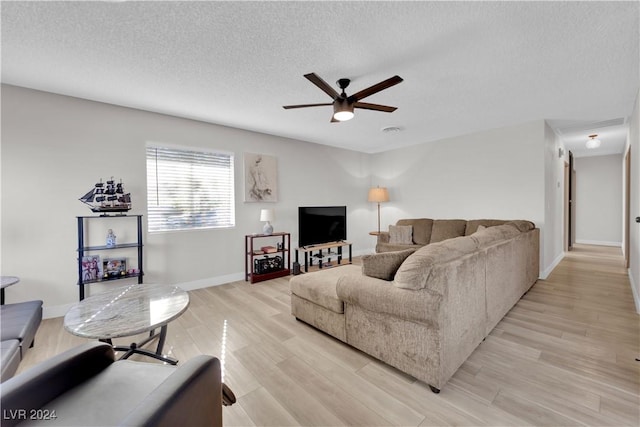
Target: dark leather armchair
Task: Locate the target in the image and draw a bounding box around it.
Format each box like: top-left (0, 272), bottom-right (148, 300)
top-left (0, 342), bottom-right (224, 426)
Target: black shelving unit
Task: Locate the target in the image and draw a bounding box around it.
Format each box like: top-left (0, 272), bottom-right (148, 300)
top-left (77, 215), bottom-right (144, 300)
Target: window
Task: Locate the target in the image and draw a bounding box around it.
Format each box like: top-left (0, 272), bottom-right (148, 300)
top-left (146, 144), bottom-right (235, 232)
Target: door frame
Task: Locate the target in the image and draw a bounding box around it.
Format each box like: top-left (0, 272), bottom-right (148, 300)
top-left (564, 161), bottom-right (570, 252)
top-left (624, 147), bottom-right (631, 268)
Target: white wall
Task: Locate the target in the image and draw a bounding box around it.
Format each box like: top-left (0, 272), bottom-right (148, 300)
top-left (370, 120), bottom-right (553, 275)
top-left (0, 85), bottom-right (374, 317)
top-left (0, 85), bottom-right (594, 317)
top-left (628, 88), bottom-right (640, 312)
top-left (573, 154), bottom-right (623, 246)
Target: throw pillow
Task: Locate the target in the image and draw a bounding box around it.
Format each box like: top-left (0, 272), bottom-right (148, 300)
top-left (389, 225), bottom-right (413, 245)
top-left (361, 248), bottom-right (417, 281)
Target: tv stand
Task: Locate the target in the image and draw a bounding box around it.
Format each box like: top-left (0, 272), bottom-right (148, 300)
top-left (295, 241), bottom-right (352, 273)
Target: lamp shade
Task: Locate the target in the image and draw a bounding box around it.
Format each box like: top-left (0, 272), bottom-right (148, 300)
top-left (368, 187), bottom-right (389, 203)
top-left (260, 209), bottom-right (274, 222)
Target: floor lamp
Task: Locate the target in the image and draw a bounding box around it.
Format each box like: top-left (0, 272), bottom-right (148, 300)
top-left (368, 186), bottom-right (389, 234)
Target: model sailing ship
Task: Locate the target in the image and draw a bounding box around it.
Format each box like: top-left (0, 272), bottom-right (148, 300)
top-left (80, 177), bottom-right (131, 215)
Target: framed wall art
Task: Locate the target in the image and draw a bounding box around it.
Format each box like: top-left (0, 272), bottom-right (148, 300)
top-left (244, 153), bottom-right (278, 202)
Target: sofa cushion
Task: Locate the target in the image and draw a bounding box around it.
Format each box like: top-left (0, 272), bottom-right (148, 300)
top-left (397, 219), bottom-right (433, 245)
top-left (470, 224), bottom-right (521, 247)
top-left (465, 219), bottom-right (508, 235)
top-left (290, 265), bottom-right (362, 313)
top-left (388, 225), bottom-right (413, 245)
top-left (0, 300), bottom-right (43, 350)
top-left (506, 220), bottom-right (535, 232)
top-left (22, 359), bottom-right (177, 427)
top-left (376, 242), bottom-right (423, 253)
top-left (362, 249), bottom-right (417, 281)
top-left (1, 340), bottom-right (21, 382)
top-left (429, 220), bottom-right (467, 243)
top-left (394, 235), bottom-right (478, 290)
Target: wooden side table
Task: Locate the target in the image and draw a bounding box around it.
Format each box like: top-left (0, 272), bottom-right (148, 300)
top-left (245, 232), bottom-right (291, 283)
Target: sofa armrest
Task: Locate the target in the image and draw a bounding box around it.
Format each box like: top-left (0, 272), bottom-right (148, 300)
top-left (336, 275), bottom-right (441, 325)
top-left (0, 342), bottom-right (115, 427)
top-left (120, 355), bottom-right (223, 427)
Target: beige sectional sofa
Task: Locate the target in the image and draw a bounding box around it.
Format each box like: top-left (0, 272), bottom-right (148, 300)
top-left (290, 219), bottom-right (539, 393)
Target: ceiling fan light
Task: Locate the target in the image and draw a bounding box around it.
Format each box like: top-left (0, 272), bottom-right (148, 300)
top-left (333, 99), bottom-right (354, 121)
top-left (333, 111), bottom-right (354, 121)
top-left (586, 134), bottom-right (601, 149)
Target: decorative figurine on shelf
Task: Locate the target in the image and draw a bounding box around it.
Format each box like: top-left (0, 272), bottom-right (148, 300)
top-left (79, 177), bottom-right (132, 215)
top-left (106, 229), bottom-right (117, 248)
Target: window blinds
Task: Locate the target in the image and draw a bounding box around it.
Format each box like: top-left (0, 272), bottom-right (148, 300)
top-left (146, 145), bottom-right (235, 232)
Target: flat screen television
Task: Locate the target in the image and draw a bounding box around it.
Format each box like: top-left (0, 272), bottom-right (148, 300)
top-left (298, 206), bottom-right (347, 247)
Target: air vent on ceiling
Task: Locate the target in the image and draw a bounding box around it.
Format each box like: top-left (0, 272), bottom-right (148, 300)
top-left (381, 126), bottom-right (402, 133)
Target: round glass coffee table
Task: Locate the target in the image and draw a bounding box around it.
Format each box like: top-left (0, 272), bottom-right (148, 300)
top-left (64, 283), bottom-right (189, 365)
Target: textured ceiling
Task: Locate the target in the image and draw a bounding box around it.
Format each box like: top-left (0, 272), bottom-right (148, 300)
top-left (2, 1), bottom-right (638, 155)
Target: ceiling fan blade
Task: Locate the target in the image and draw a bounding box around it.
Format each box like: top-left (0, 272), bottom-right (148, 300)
top-left (353, 102), bottom-right (397, 112)
top-left (304, 73), bottom-right (340, 99)
top-left (349, 75), bottom-right (403, 102)
top-left (283, 103), bottom-right (333, 109)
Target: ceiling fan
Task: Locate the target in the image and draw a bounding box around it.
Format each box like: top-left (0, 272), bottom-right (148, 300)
top-left (283, 73), bottom-right (403, 122)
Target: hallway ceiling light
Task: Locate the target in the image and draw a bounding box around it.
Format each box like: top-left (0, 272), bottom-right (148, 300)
top-left (586, 134), bottom-right (601, 149)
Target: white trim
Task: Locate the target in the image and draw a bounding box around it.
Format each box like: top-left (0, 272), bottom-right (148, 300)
top-left (629, 269), bottom-right (640, 314)
top-left (540, 251), bottom-right (565, 280)
top-left (175, 272), bottom-right (244, 292)
top-left (43, 303), bottom-right (77, 320)
top-left (574, 239), bottom-right (622, 247)
top-left (42, 252), bottom-right (375, 320)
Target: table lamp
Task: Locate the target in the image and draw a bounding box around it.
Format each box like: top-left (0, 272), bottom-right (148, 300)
top-left (260, 208), bottom-right (274, 235)
top-left (368, 186), bottom-right (389, 234)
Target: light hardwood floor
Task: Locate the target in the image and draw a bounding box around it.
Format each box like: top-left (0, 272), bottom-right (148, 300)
top-left (17, 244), bottom-right (640, 426)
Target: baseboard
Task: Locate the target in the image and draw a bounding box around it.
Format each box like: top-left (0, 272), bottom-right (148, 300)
top-left (43, 303), bottom-right (77, 319)
top-left (629, 269), bottom-right (640, 314)
top-left (43, 255), bottom-right (374, 320)
top-left (574, 239), bottom-right (622, 247)
top-left (539, 251), bottom-right (565, 280)
top-left (176, 272), bottom-right (245, 292)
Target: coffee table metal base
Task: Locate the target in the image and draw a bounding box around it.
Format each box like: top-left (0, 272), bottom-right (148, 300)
top-left (101, 325), bottom-right (177, 365)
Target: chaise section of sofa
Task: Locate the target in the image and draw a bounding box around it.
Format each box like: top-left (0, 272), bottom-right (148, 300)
top-left (290, 265), bottom-right (362, 342)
